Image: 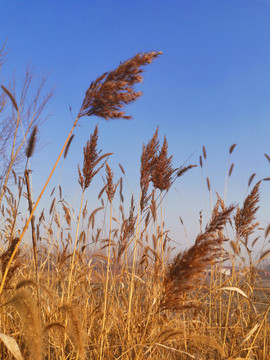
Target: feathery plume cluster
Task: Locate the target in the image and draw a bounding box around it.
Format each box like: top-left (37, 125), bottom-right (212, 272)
top-left (0, 238), bottom-right (21, 287)
top-left (79, 52), bottom-right (162, 120)
top-left (78, 124), bottom-right (112, 191)
top-left (105, 162), bottom-right (118, 203)
top-left (162, 203), bottom-right (235, 310)
top-left (26, 126), bottom-right (38, 158)
top-left (2, 289), bottom-right (42, 360)
top-left (234, 181), bottom-right (261, 239)
top-left (118, 195), bottom-right (136, 261)
top-left (62, 203), bottom-right (71, 227)
top-left (61, 304), bottom-right (86, 360)
top-left (151, 136), bottom-right (174, 191)
top-left (140, 127), bottom-right (159, 211)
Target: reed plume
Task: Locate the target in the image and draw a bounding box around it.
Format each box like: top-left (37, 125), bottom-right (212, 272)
top-left (0, 237), bottom-right (21, 288)
top-left (151, 136), bottom-right (174, 191)
top-left (177, 164), bottom-right (197, 178)
top-left (1, 85), bottom-right (18, 112)
top-left (61, 304), bottom-right (86, 360)
top-left (64, 134), bottom-right (74, 159)
top-left (264, 153), bottom-right (270, 163)
top-left (78, 124), bottom-right (112, 191)
top-left (79, 52), bottom-right (162, 120)
top-left (162, 203), bottom-right (235, 310)
top-left (62, 202), bottom-right (71, 227)
top-left (0, 52), bottom-right (160, 296)
top-left (105, 162), bottom-right (118, 203)
top-left (140, 127), bottom-right (159, 211)
top-left (2, 289), bottom-right (42, 360)
top-left (117, 195), bottom-right (136, 261)
top-left (25, 126), bottom-right (38, 158)
top-left (234, 181), bottom-right (260, 239)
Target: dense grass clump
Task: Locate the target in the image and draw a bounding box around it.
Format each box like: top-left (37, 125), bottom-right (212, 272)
top-left (0, 48), bottom-right (270, 359)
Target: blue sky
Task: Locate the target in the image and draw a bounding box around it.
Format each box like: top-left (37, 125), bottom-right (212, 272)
top-left (1, 0), bottom-right (270, 251)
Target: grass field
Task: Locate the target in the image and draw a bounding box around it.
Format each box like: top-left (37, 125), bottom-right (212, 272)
top-left (0, 50), bottom-right (270, 360)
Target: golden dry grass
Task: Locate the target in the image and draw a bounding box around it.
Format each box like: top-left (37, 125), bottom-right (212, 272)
top-left (0, 50), bottom-right (270, 360)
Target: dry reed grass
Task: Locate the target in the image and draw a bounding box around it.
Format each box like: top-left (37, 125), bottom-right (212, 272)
top-left (0, 50), bottom-right (270, 360)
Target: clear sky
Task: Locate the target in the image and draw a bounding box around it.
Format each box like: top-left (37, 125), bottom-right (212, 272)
top-left (1, 0), bottom-right (270, 252)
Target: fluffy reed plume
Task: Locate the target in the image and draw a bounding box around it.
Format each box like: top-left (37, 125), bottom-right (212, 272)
top-left (61, 304), bottom-right (86, 360)
top-left (234, 181), bottom-right (260, 239)
top-left (117, 195), bottom-right (136, 261)
top-left (162, 203), bottom-right (235, 310)
top-left (151, 136), bottom-right (174, 191)
top-left (0, 238), bottom-right (21, 288)
top-left (25, 126), bottom-right (38, 158)
top-left (78, 124), bottom-right (112, 191)
top-left (0, 52), bottom-right (160, 297)
top-left (150, 190), bottom-right (157, 222)
top-left (105, 162), bottom-right (118, 203)
top-left (79, 52), bottom-right (162, 120)
top-left (62, 202), bottom-right (71, 227)
top-left (1, 289), bottom-right (42, 360)
top-left (140, 127), bottom-right (159, 211)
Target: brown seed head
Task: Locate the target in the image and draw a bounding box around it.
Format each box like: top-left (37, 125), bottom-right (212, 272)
top-left (162, 203), bottom-right (235, 311)
top-left (228, 163), bottom-right (234, 177)
top-left (202, 146), bottom-right (207, 160)
top-left (79, 52), bottom-right (162, 120)
top-left (234, 181), bottom-right (261, 239)
top-left (78, 125), bottom-right (111, 191)
top-left (264, 153), bottom-right (270, 163)
top-left (105, 163), bottom-right (118, 203)
top-left (140, 127), bottom-right (159, 210)
top-left (229, 144), bottom-right (237, 154)
top-left (151, 136), bottom-right (174, 191)
top-left (26, 126), bottom-right (38, 158)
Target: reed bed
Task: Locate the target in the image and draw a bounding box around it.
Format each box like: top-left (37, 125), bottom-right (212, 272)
top-left (0, 50), bottom-right (270, 360)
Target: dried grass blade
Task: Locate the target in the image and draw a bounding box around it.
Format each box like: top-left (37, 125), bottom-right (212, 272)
top-left (239, 323), bottom-right (260, 346)
top-left (217, 286), bottom-right (248, 299)
top-left (0, 333), bottom-right (24, 360)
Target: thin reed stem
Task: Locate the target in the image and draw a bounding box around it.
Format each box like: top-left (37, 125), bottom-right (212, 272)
top-left (24, 169), bottom-right (40, 314)
top-left (127, 193), bottom-right (142, 340)
top-left (100, 201), bottom-right (113, 360)
top-left (67, 189), bottom-right (85, 301)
